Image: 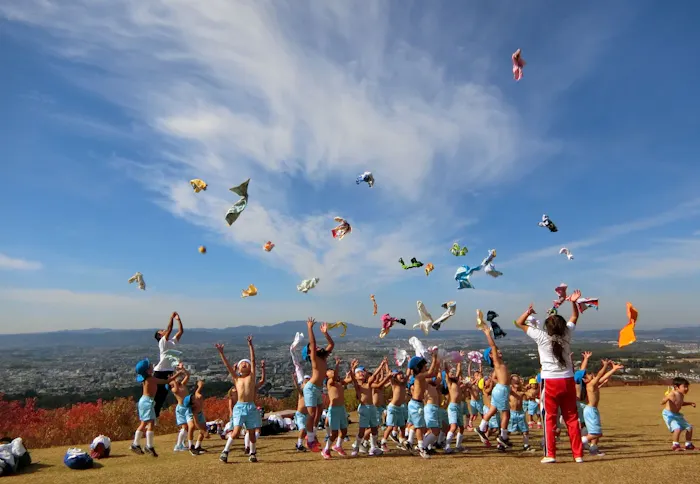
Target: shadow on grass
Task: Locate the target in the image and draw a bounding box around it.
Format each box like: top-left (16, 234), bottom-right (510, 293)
top-left (21, 462), bottom-right (53, 474)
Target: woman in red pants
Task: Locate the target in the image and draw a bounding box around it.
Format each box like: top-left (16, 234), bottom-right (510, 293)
top-left (514, 291), bottom-right (584, 463)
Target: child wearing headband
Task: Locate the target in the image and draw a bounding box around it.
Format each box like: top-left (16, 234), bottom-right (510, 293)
top-left (303, 318), bottom-right (335, 452)
top-left (216, 336), bottom-right (261, 463)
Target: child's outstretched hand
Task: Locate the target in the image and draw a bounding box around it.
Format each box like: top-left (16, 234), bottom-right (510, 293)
top-left (570, 290), bottom-right (582, 303)
top-left (351, 359), bottom-right (359, 369)
top-left (320, 322), bottom-right (329, 334)
top-left (335, 356), bottom-right (342, 365)
top-left (526, 303), bottom-right (536, 315)
top-left (260, 360), bottom-right (266, 369)
top-left (612, 362), bottom-right (624, 371)
top-left (246, 335), bottom-right (253, 344)
top-left (307, 317), bottom-right (316, 327)
top-left (215, 343), bottom-right (225, 352)
top-left (582, 351), bottom-right (592, 359)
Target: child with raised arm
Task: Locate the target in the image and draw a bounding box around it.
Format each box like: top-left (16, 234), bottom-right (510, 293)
top-left (382, 369), bottom-right (408, 451)
top-left (508, 375), bottom-right (533, 451)
top-left (243, 360), bottom-right (266, 454)
top-left (474, 323), bottom-right (512, 451)
top-left (580, 359), bottom-right (624, 456)
top-left (445, 354), bottom-right (466, 453)
top-left (131, 359), bottom-right (184, 456)
top-left (423, 371), bottom-right (443, 452)
top-left (303, 318), bottom-right (334, 452)
top-left (661, 377), bottom-right (696, 451)
top-left (323, 357), bottom-right (349, 458)
top-left (406, 349), bottom-right (440, 459)
top-left (171, 363), bottom-right (191, 452)
top-left (349, 358), bottom-right (389, 456)
top-left (292, 373), bottom-right (311, 451)
top-left (216, 336), bottom-right (261, 463)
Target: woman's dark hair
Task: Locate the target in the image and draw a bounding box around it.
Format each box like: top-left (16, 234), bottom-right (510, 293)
top-left (544, 314), bottom-right (568, 367)
top-left (154, 331), bottom-right (162, 341)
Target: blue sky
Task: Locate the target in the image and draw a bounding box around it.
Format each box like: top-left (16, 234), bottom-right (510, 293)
top-left (1, 0), bottom-right (699, 334)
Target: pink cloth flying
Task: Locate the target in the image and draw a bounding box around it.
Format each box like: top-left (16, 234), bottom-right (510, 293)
top-left (512, 49), bottom-right (525, 81)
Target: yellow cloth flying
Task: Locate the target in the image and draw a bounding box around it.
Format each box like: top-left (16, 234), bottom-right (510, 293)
top-left (190, 179), bottom-right (207, 192)
top-left (424, 263), bottom-right (434, 276)
top-left (618, 302), bottom-right (638, 347)
top-left (241, 284), bottom-right (257, 298)
top-left (327, 321), bottom-right (347, 337)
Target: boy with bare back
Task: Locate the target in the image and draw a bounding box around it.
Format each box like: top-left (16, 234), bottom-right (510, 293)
top-left (349, 358), bottom-right (389, 456)
top-left (322, 357), bottom-right (348, 459)
top-left (171, 363), bottom-right (191, 452)
top-left (406, 350), bottom-right (440, 459)
top-left (131, 359), bottom-right (185, 457)
top-left (475, 323), bottom-right (512, 451)
top-left (423, 373), bottom-right (444, 452)
top-left (216, 336), bottom-right (261, 463)
top-left (580, 359), bottom-right (624, 456)
top-left (445, 354), bottom-right (466, 453)
top-left (468, 367), bottom-right (484, 431)
top-left (303, 318), bottom-right (334, 452)
top-left (381, 369), bottom-right (409, 451)
top-left (292, 373), bottom-right (311, 451)
top-left (661, 377), bottom-right (696, 451)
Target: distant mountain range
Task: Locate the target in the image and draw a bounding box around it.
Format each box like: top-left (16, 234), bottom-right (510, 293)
top-left (1, 321), bottom-right (699, 348)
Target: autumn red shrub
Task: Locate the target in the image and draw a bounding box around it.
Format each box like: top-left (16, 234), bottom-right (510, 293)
top-left (0, 393), bottom-right (286, 448)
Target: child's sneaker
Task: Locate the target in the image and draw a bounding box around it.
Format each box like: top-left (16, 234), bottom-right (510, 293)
top-left (368, 448), bottom-right (382, 456)
top-left (351, 446), bottom-right (359, 457)
top-left (455, 445), bottom-right (467, 453)
top-left (575, 457), bottom-right (584, 463)
top-left (332, 445), bottom-right (346, 456)
top-left (497, 444), bottom-right (506, 453)
top-left (419, 448), bottom-right (431, 459)
top-left (444, 447), bottom-right (454, 454)
top-left (244, 446), bottom-right (250, 455)
top-left (308, 440), bottom-right (321, 452)
top-left (497, 436), bottom-right (513, 448)
top-left (173, 444), bottom-right (186, 452)
top-left (474, 427), bottom-right (490, 445)
top-left (189, 446), bottom-right (202, 456)
top-left (672, 443), bottom-right (684, 451)
top-left (685, 443), bottom-right (696, 451)
top-left (321, 449), bottom-right (331, 459)
top-left (541, 456), bottom-right (556, 464)
top-left (249, 453), bottom-right (258, 463)
top-left (296, 444), bottom-right (307, 452)
top-left (219, 450), bottom-right (229, 463)
top-left (381, 443), bottom-right (389, 453)
top-left (145, 446), bottom-right (158, 457)
top-left (130, 444), bottom-right (143, 454)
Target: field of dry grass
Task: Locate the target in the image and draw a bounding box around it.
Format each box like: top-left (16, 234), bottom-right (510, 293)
top-left (8, 386), bottom-right (699, 484)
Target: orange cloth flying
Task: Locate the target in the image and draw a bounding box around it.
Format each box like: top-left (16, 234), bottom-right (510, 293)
top-left (618, 302), bottom-right (638, 347)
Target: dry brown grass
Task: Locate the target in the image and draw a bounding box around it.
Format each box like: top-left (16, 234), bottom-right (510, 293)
top-left (8, 386), bottom-right (700, 484)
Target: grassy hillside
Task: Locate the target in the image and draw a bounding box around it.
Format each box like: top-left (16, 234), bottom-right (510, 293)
top-left (8, 386), bottom-right (700, 484)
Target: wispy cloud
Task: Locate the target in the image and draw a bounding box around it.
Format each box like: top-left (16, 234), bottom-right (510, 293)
top-left (1, 1), bottom-right (620, 292)
top-left (0, 253), bottom-right (42, 271)
top-left (502, 197), bottom-right (700, 267)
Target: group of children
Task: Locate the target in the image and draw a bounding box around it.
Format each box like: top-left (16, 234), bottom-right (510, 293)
top-left (128, 316), bottom-right (696, 463)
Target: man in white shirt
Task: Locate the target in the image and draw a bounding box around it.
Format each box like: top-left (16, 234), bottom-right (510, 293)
top-left (153, 312), bottom-right (184, 418)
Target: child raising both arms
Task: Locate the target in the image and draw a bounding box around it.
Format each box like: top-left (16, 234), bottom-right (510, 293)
top-left (132, 359), bottom-right (185, 456)
top-left (581, 359), bottom-right (624, 456)
top-left (445, 354), bottom-right (466, 453)
top-left (171, 363), bottom-right (191, 452)
top-left (322, 357), bottom-right (349, 459)
top-left (474, 323), bottom-right (512, 451)
top-left (303, 318), bottom-right (335, 452)
top-left (406, 349), bottom-right (440, 459)
top-left (661, 377), bottom-right (696, 451)
top-left (216, 336), bottom-right (262, 463)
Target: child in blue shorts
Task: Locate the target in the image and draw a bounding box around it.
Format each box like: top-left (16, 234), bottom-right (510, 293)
top-left (131, 359), bottom-right (184, 457)
top-left (507, 375), bottom-right (533, 451)
top-left (581, 359), bottom-right (624, 456)
top-left (292, 374), bottom-right (311, 451)
top-left (171, 363), bottom-right (191, 452)
top-left (381, 370), bottom-right (408, 451)
top-left (216, 337), bottom-right (263, 463)
top-left (474, 323), bottom-right (512, 451)
top-left (444, 356), bottom-right (466, 453)
top-left (405, 350), bottom-right (440, 458)
top-left (661, 377), bottom-right (696, 451)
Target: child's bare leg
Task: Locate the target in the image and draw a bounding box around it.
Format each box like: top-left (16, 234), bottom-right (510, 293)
top-left (305, 406), bottom-right (319, 448)
top-left (685, 428), bottom-right (693, 442)
top-left (353, 427), bottom-right (367, 455)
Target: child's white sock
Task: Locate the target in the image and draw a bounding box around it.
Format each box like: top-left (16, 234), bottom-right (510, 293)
top-left (685, 441), bottom-right (692, 446)
top-left (308, 431), bottom-right (316, 443)
top-left (146, 431), bottom-right (154, 448)
top-left (581, 436), bottom-right (589, 445)
top-left (250, 442), bottom-right (256, 454)
top-left (194, 439), bottom-right (201, 449)
top-left (381, 438), bottom-right (387, 445)
top-left (456, 432), bottom-right (463, 448)
top-left (408, 429), bottom-right (416, 445)
top-left (479, 420), bottom-right (488, 432)
top-left (404, 428), bottom-right (410, 437)
top-left (297, 437), bottom-right (303, 447)
top-left (336, 436), bottom-right (342, 447)
top-left (176, 429), bottom-right (186, 447)
top-left (224, 437), bottom-right (234, 452)
top-left (392, 430), bottom-right (398, 438)
top-left (133, 430), bottom-right (143, 446)
top-left (500, 428), bottom-right (508, 439)
top-left (445, 431), bottom-right (454, 449)
top-left (438, 431), bottom-right (446, 445)
top-left (369, 434), bottom-right (377, 450)
top-left (255, 431), bottom-right (260, 439)
top-left (324, 439), bottom-right (331, 452)
top-left (417, 439), bottom-right (424, 450)
top-left (188, 439), bottom-right (193, 448)
top-left (673, 441), bottom-right (680, 446)
top-left (244, 433), bottom-right (250, 448)
top-left (523, 434), bottom-right (529, 446)
top-left (353, 437), bottom-right (361, 449)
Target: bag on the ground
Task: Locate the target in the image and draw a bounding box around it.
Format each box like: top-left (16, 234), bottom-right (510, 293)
top-left (64, 448), bottom-right (93, 470)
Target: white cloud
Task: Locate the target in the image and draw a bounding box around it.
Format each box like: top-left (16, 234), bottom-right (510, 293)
top-left (0, 253), bottom-right (42, 271)
top-left (502, 197), bottom-right (700, 268)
